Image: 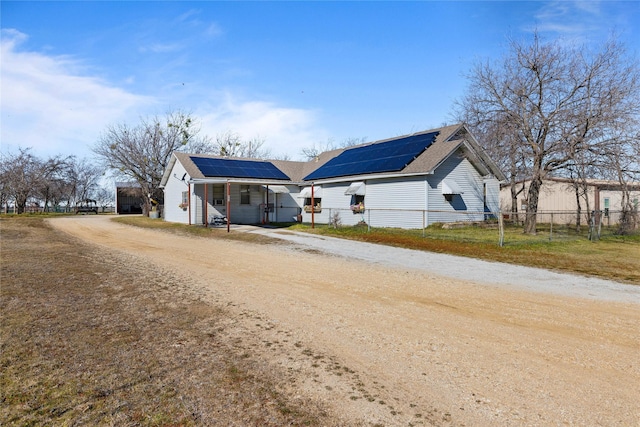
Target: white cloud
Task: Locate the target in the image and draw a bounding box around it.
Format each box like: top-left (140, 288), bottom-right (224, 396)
top-left (0, 29), bottom-right (154, 158)
top-left (0, 29), bottom-right (325, 162)
top-left (197, 93), bottom-right (329, 160)
top-left (529, 0), bottom-right (604, 42)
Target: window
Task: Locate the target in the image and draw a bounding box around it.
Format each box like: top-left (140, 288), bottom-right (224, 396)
top-left (299, 186), bottom-right (322, 212)
top-left (604, 197), bottom-right (610, 217)
top-left (212, 184), bottom-right (225, 206)
top-left (178, 191), bottom-right (189, 210)
top-left (350, 195), bottom-right (365, 213)
top-left (240, 185), bottom-right (250, 205)
top-left (304, 197), bottom-right (321, 212)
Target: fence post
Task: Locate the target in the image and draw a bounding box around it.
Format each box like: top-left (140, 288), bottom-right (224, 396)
top-left (498, 210), bottom-right (504, 247)
top-left (549, 212), bottom-right (553, 241)
top-left (597, 210), bottom-right (603, 239)
top-left (588, 211), bottom-right (597, 241)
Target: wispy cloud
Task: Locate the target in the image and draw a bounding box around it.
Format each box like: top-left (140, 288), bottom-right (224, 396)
top-left (527, 0), bottom-right (604, 43)
top-left (175, 8), bottom-right (223, 39)
top-left (204, 22), bottom-right (223, 38)
top-left (140, 42), bottom-right (183, 53)
top-left (1, 29), bottom-right (154, 158)
top-left (197, 93), bottom-right (328, 160)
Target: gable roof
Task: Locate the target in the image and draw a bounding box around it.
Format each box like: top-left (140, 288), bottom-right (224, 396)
top-left (160, 124), bottom-right (505, 187)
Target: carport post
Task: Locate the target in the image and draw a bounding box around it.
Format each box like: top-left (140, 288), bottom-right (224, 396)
top-left (311, 182), bottom-right (315, 229)
top-left (226, 180), bottom-right (231, 233)
top-left (204, 183), bottom-right (208, 228)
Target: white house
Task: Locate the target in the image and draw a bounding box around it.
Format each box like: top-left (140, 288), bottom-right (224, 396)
top-left (160, 124), bottom-right (505, 229)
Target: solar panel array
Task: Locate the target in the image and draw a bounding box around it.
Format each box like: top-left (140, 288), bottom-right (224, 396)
top-left (303, 131), bottom-right (439, 181)
top-left (190, 157), bottom-right (290, 180)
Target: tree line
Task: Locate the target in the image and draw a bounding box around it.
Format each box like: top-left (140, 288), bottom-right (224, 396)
top-left (0, 148), bottom-right (108, 214)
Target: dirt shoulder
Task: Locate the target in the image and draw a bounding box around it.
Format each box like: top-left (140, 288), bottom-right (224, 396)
top-left (45, 216), bottom-right (640, 426)
top-left (1, 218), bottom-right (335, 426)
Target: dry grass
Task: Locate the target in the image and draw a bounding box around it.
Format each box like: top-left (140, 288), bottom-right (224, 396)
top-left (294, 223), bottom-right (640, 285)
top-left (0, 217), bottom-right (331, 426)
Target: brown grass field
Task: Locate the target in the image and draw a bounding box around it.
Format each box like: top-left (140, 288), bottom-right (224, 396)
top-left (0, 217), bottom-right (332, 426)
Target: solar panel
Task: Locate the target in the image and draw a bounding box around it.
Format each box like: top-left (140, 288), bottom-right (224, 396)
top-left (303, 131), bottom-right (439, 180)
top-left (190, 157), bottom-right (290, 180)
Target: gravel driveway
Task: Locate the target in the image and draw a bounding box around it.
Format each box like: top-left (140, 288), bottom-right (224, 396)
top-left (247, 227), bottom-right (640, 303)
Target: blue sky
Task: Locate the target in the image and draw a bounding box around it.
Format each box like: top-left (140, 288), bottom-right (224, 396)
top-left (1, 1), bottom-right (638, 161)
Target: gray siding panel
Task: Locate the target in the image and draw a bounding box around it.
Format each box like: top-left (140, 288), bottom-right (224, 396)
top-left (427, 154), bottom-right (488, 224)
top-left (367, 177), bottom-right (426, 228)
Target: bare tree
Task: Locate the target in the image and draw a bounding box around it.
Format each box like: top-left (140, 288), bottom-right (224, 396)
top-left (34, 155), bottom-right (74, 212)
top-left (455, 33), bottom-right (640, 234)
top-left (213, 131), bottom-right (271, 159)
top-left (300, 136), bottom-right (367, 161)
top-left (94, 110), bottom-right (213, 215)
top-left (94, 186), bottom-right (115, 211)
top-left (0, 148), bottom-right (45, 214)
top-left (65, 158), bottom-right (103, 206)
top-left (599, 131), bottom-right (640, 234)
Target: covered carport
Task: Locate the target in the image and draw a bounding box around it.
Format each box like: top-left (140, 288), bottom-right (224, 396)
top-left (187, 179), bottom-right (300, 231)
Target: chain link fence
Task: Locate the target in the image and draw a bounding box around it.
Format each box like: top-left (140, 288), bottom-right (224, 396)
top-left (310, 207), bottom-right (638, 246)
top-left (2, 205), bottom-right (116, 214)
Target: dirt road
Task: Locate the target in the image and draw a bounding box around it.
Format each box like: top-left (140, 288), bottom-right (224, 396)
top-left (50, 216), bottom-right (640, 426)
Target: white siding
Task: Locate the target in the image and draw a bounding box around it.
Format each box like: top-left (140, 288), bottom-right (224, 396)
top-left (230, 184), bottom-right (257, 224)
top-left (367, 177), bottom-right (426, 228)
top-left (271, 190), bottom-right (300, 223)
top-left (163, 162), bottom-right (191, 224)
top-left (426, 154), bottom-right (488, 224)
